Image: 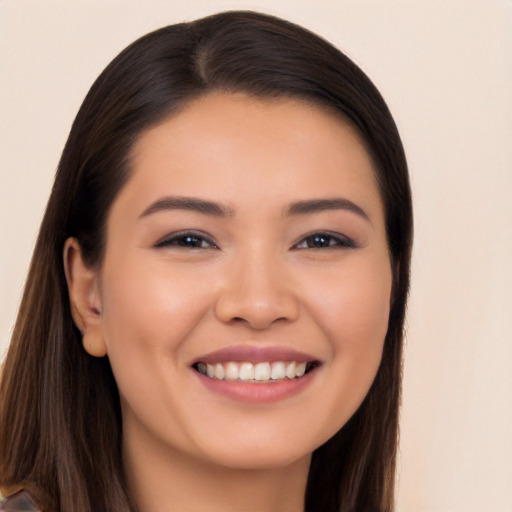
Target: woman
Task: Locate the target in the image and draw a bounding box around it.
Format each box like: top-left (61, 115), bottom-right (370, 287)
top-left (0, 10), bottom-right (412, 512)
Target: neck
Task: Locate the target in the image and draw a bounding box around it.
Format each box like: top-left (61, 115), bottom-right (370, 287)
top-left (123, 426), bottom-right (311, 512)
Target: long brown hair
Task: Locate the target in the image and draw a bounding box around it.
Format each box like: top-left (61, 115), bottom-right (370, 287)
top-left (0, 11), bottom-right (412, 512)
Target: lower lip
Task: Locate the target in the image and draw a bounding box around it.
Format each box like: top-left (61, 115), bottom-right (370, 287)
top-left (193, 369), bottom-right (317, 404)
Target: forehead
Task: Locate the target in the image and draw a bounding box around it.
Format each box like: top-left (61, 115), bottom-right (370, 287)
top-left (121, 93), bottom-right (384, 220)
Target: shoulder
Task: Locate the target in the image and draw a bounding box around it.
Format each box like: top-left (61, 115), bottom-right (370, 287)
top-left (0, 489), bottom-right (41, 511)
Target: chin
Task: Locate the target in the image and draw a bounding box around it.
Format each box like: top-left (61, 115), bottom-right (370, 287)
top-left (194, 433), bottom-right (318, 471)
top-left (212, 449), bottom-right (311, 471)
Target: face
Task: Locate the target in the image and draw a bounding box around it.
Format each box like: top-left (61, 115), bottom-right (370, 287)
top-left (79, 93), bottom-right (392, 471)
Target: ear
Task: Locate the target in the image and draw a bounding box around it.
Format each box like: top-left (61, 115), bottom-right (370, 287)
top-left (63, 238), bottom-right (107, 357)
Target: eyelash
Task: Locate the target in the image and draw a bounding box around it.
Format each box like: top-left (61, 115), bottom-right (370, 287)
top-left (154, 231), bottom-right (218, 249)
top-left (292, 232), bottom-right (356, 250)
top-left (154, 231), bottom-right (355, 250)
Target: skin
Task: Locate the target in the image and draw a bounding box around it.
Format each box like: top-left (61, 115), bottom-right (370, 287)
top-left (65, 93), bottom-right (392, 512)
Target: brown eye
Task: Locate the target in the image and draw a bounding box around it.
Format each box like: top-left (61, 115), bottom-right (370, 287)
top-left (155, 231), bottom-right (218, 249)
top-left (293, 232), bottom-right (356, 250)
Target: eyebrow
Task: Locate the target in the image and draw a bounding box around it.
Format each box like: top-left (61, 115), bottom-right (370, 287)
top-left (286, 198), bottom-right (370, 222)
top-left (139, 195), bottom-right (370, 223)
top-left (139, 196), bottom-right (234, 219)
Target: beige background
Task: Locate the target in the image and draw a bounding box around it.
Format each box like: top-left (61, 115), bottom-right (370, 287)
top-left (1, 1), bottom-right (511, 510)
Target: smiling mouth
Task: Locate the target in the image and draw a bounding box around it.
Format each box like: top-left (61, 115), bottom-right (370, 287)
top-left (192, 361), bottom-right (320, 383)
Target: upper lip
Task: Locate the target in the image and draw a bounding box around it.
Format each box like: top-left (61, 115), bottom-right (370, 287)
top-left (192, 345), bottom-right (319, 365)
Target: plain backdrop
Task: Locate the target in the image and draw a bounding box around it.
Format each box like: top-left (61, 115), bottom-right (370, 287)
top-left (1, 1), bottom-right (511, 510)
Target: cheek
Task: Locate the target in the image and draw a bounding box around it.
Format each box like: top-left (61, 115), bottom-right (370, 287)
top-left (98, 258), bottom-right (215, 363)
top-left (96, 260), bottom-right (218, 441)
top-left (303, 262), bottom-right (392, 437)
top-left (310, 256), bottom-right (392, 390)
top-left (311, 259), bottom-right (392, 350)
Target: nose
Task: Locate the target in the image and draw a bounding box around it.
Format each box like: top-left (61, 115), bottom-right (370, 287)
top-left (214, 252), bottom-right (300, 330)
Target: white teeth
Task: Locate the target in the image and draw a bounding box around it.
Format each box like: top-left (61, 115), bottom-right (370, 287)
top-left (199, 361), bottom-right (313, 382)
top-left (271, 362), bottom-right (286, 380)
top-left (296, 362), bottom-right (307, 377)
top-left (225, 361), bottom-right (239, 380)
top-left (285, 361), bottom-right (296, 379)
top-left (214, 363), bottom-right (225, 380)
top-left (254, 362), bottom-right (271, 381)
top-left (239, 362), bottom-right (255, 380)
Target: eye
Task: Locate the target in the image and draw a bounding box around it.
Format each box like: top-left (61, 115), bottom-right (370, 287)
top-left (292, 232), bottom-right (356, 250)
top-left (154, 231), bottom-right (218, 249)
